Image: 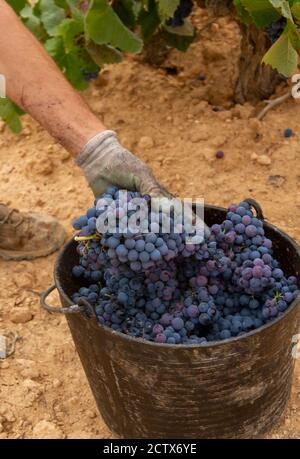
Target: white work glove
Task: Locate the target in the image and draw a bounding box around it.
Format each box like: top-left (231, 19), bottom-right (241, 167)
top-left (76, 130), bottom-right (171, 198)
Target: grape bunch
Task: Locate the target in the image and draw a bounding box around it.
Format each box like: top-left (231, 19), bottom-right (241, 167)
top-left (166, 0), bottom-right (193, 27)
top-left (265, 18), bottom-right (287, 43)
top-left (70, 188), bottom-right (299, 345)
top-left (82, 69), bottom-right (100, 81)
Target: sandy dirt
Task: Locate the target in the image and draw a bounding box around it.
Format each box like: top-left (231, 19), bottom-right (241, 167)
top-left (0, 13), bottom-right (299, 439)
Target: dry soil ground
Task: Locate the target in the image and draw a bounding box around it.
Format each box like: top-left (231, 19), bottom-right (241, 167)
top-left (0, 13), bottom-right (299, 439)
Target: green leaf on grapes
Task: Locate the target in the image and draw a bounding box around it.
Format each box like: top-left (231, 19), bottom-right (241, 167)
top-left (157, 0), bottom-right (180, 21)
top-left (40, 0), bottom-right (66, 36)
top-left (240, 0), bottom-right (280, 27)
top-left (87, 42), bottom-right (123, 65)
top-left (85, 0), bottom-right (142, 53)
top-left (262, 30), bottom-right (298, 76)
top-left (0, 99), bottom-right (23, 134)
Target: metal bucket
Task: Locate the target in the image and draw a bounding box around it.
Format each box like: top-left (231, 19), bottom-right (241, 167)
top-left (41, 204), bottom-right (300, 438)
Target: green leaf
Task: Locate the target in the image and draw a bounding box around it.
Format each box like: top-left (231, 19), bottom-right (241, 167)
top-left (157, 0), bottom-right (180, 21)
top-left (139, 0), bottom-right (160, 41)
top-left (113, 0), bottom-right (142, 28)
top-left (286, 20), bottom-right (300, 49)
top-left (55, 18), bottom-right (84, 51)
top-left (55, 0), bottom-right (69, 8)
top-left (66, 0), bottom-right (86, 21)
top-left (7, 0), bottom-right (26, 14)
top-left (233, 0), bottom-right (252, 23)
top-left (65, 47), bottom-right (99, 89)
top-left (87, 41), bottom-right (122, 65)
top-left (45, 36), bottom-right (66, 67)
top-left (0, 99), bottom-right (23, 133)
top-left (63, 51), bottom-right (89, 90)
top-left (262, 29), bottom-right (298, 76)
top-left (240, 0), bottom-right (280, 27)
top-left (161, 23), bottom-right (196, 51)
top-left (291, 2), bottom-right (300, 21)
top-left (40, 0), bottom-right (66, 36)
top-left (20, 5), bottom-right (47, 40)
top-left (268, 0), bottom-right (293, 21)
top-left (85, 0), bottom-right (142, 53)
top-left (132, 0), bottom-right (143, 19)
top-left (46, 36), bottom-right (98, 90)
top-left (164, 19), bottom-right (195, 37)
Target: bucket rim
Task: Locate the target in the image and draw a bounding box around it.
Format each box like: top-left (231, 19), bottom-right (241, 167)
top-left (54, 203), bottom-right (300, 350)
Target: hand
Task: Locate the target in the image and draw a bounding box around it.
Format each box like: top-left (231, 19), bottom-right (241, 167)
top-left (76, 130), bottom-right (171, 198)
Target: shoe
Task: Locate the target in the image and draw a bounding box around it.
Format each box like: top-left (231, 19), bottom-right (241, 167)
top-left (0, 204), bottom-right (66, 260)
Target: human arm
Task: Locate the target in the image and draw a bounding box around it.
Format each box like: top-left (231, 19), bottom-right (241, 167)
top-left (0, 0), bottom-right (105, 155)
top-left (0, 1), bottom-right (169, 197)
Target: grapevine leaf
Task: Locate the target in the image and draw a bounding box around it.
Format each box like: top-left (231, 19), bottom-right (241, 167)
top-left (286, 20), bottom-right (300, 49)
top-left (45, 36), bottom-right (66, 67)
top-left (67, 47), bottom-right (99, 89)
top-left (87, 42), bottom-right (123, 65)
top-left (85, 0), bottom-right (142, 53)
top-left (291, 2), bottom-right (300, 21)
top-left (40, 0), bottom-right (66, 36)
top-left (161, 24), bottom-right (196, 51)
top-left (240, 0), bottom-right (280, 27)
top-left (113, 0), bottom-right (142, 28)
top-left (20, 5), bottom-right (47, 40)
top-left (66, 0), bottom-right (86, 21)
top-left (46, 37), bottom-right (95, 89)
top-left (55, 18), bottom-right (84, 52)
top-left (139, 0), bottom-right (161, 41)
top-left (132, 0), bottom-right (143, 19)
top-left (268, 0), bottom-right (293, 21)
top-left (157, 0), bottom-right (180, 21)
top-left (0, 99), bottom-right (23, 134)
top-left (164, 19), bottom-right (195, 37)
top-left (262, 29), bottom-right (298, 76)
top-left (233, 0), bottom-right (252, 23)
top-left (55, 0), bottom-right (69, 8)
top-left (63, 51), bottom-right (89, 90)
top-left (7, 0), bottom-right (26, 14)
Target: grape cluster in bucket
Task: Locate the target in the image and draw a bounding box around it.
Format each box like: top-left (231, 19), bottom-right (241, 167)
top-left (71, 187), bottom-right (299, 345)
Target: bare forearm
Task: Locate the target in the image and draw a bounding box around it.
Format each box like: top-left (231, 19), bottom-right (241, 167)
top-left (0, 0), bottom-right (105, 155)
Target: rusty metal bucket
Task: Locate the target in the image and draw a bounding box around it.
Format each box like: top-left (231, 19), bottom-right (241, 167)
top-left (41, 204), bottom-right (300, 438)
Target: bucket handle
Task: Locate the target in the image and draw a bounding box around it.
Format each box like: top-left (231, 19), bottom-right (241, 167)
top-left (40, 285), bottom-right (95, 318)
top-left (243, 199), bottom-right (265, 220)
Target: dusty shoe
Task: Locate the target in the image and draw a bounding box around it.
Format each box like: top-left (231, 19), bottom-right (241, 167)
top-left (0, 204), bottom-right (66, 261)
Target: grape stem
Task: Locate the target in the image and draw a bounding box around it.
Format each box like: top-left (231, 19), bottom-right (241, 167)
top-left (74, 234), bottom-right (100, 241)
top-left (256, 90), bottom-right (292, 121)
